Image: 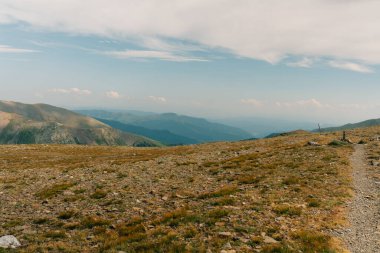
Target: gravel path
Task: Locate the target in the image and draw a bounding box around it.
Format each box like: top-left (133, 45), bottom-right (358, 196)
top-left (339, 144), bottom-right (380, 252)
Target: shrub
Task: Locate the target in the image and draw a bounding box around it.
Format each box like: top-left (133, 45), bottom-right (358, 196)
top-left (58, 210), bottom-right (76, 220)
top-left (273, 205), bottom-right (302, 216)
top-left (81, 216), bottom-right (110, 228)
top-left (328, 140), bottom-right (347, 147)
top-left (90, 190), bottom-right (107, 199)
top-left (36, 182), bottom-right (75, 199)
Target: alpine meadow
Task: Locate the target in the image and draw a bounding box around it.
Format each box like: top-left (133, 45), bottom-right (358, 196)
top-left (1, 1), bottom-right (380, 252)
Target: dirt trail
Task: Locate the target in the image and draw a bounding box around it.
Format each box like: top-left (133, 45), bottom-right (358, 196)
top-left (339, 144), bottom-right (380, 252)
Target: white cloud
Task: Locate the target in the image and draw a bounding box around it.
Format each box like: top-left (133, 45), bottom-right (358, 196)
top-left (148, 95), bottom-right (167, 103)
top-left (286, 58), bottom-right (313, 68)
top-left (106, 90), bottom-right (121, 99)
top-left (104, 50), bottom-right (206, 62)
top-left (339, 103), bottom-right (370, 110)
top-left (0, 44), bottom-right (36, 53)
top-left (50, 88), bottom-right (92, 95)
top-left (1, 1), bottom-right (380, 66)
top-left (240, 98), bottom-right (263, 107)
top-left (276, 98), bottom-right (329, 108)
top-left (328, 61), bottom-right (373, 73)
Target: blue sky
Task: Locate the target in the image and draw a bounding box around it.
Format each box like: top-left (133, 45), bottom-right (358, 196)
top-left (1, 1), bottom-right (380, 124)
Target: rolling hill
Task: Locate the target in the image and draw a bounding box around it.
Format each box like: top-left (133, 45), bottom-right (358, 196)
top-left (77, 110), bottom-right (253, 144)
top-left (0, 101), bottom-right (160, 146)
top-left (318, 118), bottom-right (380, 133)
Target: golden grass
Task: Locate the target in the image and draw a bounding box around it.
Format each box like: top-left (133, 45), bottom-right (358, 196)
top-left (0, 128), bottom-right (365, 252)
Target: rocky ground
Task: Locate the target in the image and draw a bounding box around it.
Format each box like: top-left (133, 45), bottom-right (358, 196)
top-left (0, 129), bottom-right (370, 252)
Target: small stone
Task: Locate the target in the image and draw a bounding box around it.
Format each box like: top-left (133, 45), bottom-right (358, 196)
top-left (162, 196), bottom-right (169, 201)
top-left (263, 236), bottom-right (279, 244)
top-left (223, 242), bottom-right (232, 249)
top-left (63, 190), bottom-right (74, 196)
top-left (218, 232), bottom-right (233, 237)
top-left (0, 235), bottom-right (21, 249)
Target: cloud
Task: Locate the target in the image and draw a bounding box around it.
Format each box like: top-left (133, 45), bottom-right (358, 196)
top-left (339, 103), bottom-right (370, 110)
top-left (104, 50), bottom-right (206, 62)
top-left (276, 98), bottom-right (329, 108)
top-left (106, 90), bottom-right (121, 99)
top-left (49, 88), bottom-right (92, 95)
top-left (148, 95), bottom-right (167, 103)
top-left (286, 58), bottom-right (313, 68)
top-left (2, 1), bottom-right (380, 66)
top-left (240, 98), bottom-right (263, 107)
top-left (0, 44), bottom-right (36, 53)
top-left (328, 61), bottom-right (373, 73)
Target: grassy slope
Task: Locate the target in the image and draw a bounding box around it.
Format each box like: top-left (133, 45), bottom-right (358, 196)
top-left (319, 118), bottom-right (380, 133)
top-left (0, 101), bottom-right (160, 146)
top-left (0, 128), bottom-right (362, 252)
top-left (0, 101), bottom-right (106, 129)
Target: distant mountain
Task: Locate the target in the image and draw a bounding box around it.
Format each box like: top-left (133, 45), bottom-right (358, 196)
top-left (214, 117), bottom-right (319, 138)
top-left (77, 110), bottom-right (253, 144)
top-left (97, 118), bottom-right (197, 146)
top-left (265, 130), bottom-right (310, 138)
top-left (318, 118), bottom-right (380, 133)
top-left (0, 101), bottom-right (160, 146)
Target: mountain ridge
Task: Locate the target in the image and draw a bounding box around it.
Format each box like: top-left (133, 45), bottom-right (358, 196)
top-left (0, 101), bottom-right (159, 146)
top-left (317, 118), bottom-right (380, 133)
top-left (77, 109), bottom-right (253, 144)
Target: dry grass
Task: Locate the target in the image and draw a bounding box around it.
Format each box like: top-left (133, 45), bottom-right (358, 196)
top-left (0, 128), bottom-right (362, 252)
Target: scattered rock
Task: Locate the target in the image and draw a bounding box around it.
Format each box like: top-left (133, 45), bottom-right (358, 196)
top-left (308, 141), bottom-right (320, 146)
top-left (263, 235), bottom-right (279, 244)
top-left (223, 242), bottom-right (232, 249)
top-left (0, 235), bottom-right (21, 249)
top-left (218, 232), bottom-right (233, 237)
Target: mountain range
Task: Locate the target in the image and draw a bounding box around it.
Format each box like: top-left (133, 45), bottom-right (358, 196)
top-left (0, 101), bottom-right (253, 146)
top-left (0, 101), bottom-right (159, 146)
top-left (5, 100), bottom-right (376, 146)
top-left (76, 110), bottom-right (253, 145)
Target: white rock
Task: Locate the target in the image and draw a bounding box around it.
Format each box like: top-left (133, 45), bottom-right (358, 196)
top-left (218, 232), bottom-right (233, 237)
top-left (263, 235), bottom-right (279, 244)
top-left (223, 242), bottom-right (232, 249)
top-left (0, 235), bottom-right (21, 249)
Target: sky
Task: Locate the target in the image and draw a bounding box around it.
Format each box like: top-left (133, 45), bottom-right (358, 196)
top-left (1, 0), bottom-right (380, 124)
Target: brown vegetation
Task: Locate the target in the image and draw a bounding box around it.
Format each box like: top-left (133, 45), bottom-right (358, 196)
top-left (0, 129), bottom-right (364, 252)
